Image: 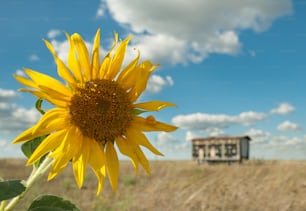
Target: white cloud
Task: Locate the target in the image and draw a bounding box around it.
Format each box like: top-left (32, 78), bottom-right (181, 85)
top-left (269, 135), bottom-right (306, 148)
top-left (270, 102), bottom-right (295, 115)
top-left (245, 128), bottom-right (270, 143)
top-left (277, 120), bottom-right (301, 132)
top-left (0, 88), bottom-right (40, 133)
top-left (96, 0), bottom-right (107, 18)
top-left (205, 127), bottom-right (225, 137)
top-left (146, 75), bottom-right (174, 94)
top-left (185, 131), bottom-right (197, 141)
top-left (156, 132), bottom-right (176, 146)
top-left (29, 54), bottom-right (39, 61)
top-left (103, 0), bottom-right (292, 65)
top-left (47, 29), bottom-right (62, 39)
top-left (15, 69), bottom-right (26, 77)
top-left (0, 139), bottom-right (6, 147)
top-left (0, 88), bottom-right (18, 101)
top-left (172, 111), bottom-right (267, 130)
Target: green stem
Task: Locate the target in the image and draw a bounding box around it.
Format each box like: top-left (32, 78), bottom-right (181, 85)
top-left (4, 157), bottom-right (53, 211)
top-left (0, 200), bottom-right (7, 211)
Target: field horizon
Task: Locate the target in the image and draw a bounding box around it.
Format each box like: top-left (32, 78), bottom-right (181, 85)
top-left (1, 159), bottom-right (306, 210)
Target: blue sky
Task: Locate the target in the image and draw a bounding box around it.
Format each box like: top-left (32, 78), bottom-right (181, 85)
top-left (1, 0), bottom-right (306, 160)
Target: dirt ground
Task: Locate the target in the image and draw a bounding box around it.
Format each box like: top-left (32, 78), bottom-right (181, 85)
top-left (1, 159), bottom-right (306, 211)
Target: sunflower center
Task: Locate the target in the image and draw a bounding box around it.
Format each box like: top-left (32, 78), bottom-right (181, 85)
top-left (69, 79), bottom-right (133, 143)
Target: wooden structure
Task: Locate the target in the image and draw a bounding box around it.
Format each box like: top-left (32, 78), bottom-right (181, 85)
top-left (191, 136), bottom-right (251, 163)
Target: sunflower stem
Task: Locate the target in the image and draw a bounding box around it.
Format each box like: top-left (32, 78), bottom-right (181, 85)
top-left (0, 200), bottom-right (7, 211)
top-left (4, 156), bottom-right (53, 211)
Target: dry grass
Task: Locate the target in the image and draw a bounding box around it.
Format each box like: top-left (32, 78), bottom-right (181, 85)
top-left (1, 159), bottom-right (306, 211)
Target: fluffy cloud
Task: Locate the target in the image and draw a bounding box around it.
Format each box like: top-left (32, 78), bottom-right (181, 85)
top-left (146, 75), bottom-right (174, 93)
top-left (244, 128), bottom-right (270, 143)
top-left (172, 111), bottom-right (267, 130)
top-left (0, 88), bottom-right (40, 133)
top-left (156, 132), bottom-right (176, 146)
top-left (277, 120), bottom-right (301, 132)
top-left (15, 69), bottom-right (26, 77)
top-left (96, 0), bottom-right (107, 18)
top-left (102, 0), bottom-right (292, 65)
top-left (270, 102), bottom-right (295, 115)
top-left (47, 29), bottom-right (62, 39)
top-left (0, 88), bottom-right (18, 101)
top-left (0, 139), bottom-right (7, 147)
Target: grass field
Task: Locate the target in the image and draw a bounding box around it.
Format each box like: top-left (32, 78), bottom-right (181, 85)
top-left (1, 159), bottom-right (306, 211)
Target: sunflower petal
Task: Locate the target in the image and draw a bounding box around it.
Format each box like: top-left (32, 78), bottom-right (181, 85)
top-left (24, 68), bottom-right (72, 98)
top-left (99, 32), bottom-right (118, 79)
top-left (116, 136), bottom-right (139, 174)
top-left (106, 141), bottom-right (119, 191)
top-left (134, 145), bottom-right (151, 175)
top-left (88, 138), bottom-right (106, 194)
top-left (128, 61), bottom-right (158, 102)
top-left (14, 74), bottom-right (38, 89)
top-left (117, 49), bottom-right (140, 90)
top-left (134, 101), bottom-right (177, 111)
top-left (99, 55), bottom-right (110, 79)
top-left (13, 114), bottom-right (70, 144)
top-left (44, 39), bottom-right (76, 85)
top-left (71, 33), bottom-right (91, 80)
top-left (65, 32), bottom-right (83, 83)
top-left (48, 127), bottom-right (79, 180)
top-left (27, 129), bottom-right (67, 165)
top-left (38, 85), bottom-right (71, 102)
top-left (105, 36), bottom-right (132, 80)
top-left (133, 116), bottom-right (178, 132)
top-left (72, 134), bottom-right (88, 188)
top-left (91, 28), bottom-right (100, 80)
top-left (126, 128), bottom-right (163, 156)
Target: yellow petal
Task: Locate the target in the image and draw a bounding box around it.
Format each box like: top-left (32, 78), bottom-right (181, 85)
top-left (117, 49), bottom-right (140, 90)
top-left (99, 32), bottom-right (118, 79)
top-left (27, 129), bottom-right (67, 165)
top-left (91, 28), bottom-right (100, 80)
top-left (106, 141), bottom-right (119, 191)
top-left (12, 114), bottom-right (70, 144)
top-left (134, 145), bottom-right (151, 175)
top-left (18, 88), bottom-right (68, 108)
top-left (48, 127), bottom-right (79, 180)
top-left (14, 74), bottom-right (38, 89)
top-left (65, 32), bottom-right (83, 83)
top-left (134, 101), bottom-right (176, 111)
top-left (116, 136), bottom-right (139, 174)
top-left (88, 138), bottom-right (106, 194)
top-left (128, 61), bottom-right (158, 102)
top-left (44, 39), bottom-right (76, 85)
top-left (71, 33), bottom-right (91, 80)
top-left (133, 116), bottom-right (178, 132)
top-left (99, 54), bottom-right (110, 79)
top-left (72, 134), bottom-right (88, 188)
top-left (126, 128), bottom-right (163, 156)
top-left (38, 85), bottom-right (71, 102)
top-left (105, 36), bottom-right (132, 80)
top-left (32, 108), bottom-right (68, 134)
top-left (24, 68), bottom-right (72, 98)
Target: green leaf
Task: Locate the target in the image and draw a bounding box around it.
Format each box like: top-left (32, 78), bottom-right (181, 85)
top-left (21, 135), bottom-right (48, 167)
top-left (132, 108), bottom-right (147, 115)
top-left (0, 180), bottom-right (26, 201)
top-left (27, 195), bottom-right (80, 211)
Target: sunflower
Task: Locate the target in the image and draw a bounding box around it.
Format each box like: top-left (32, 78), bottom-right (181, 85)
top-left (13, 29), bottom-right (177, 194)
